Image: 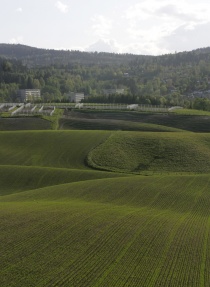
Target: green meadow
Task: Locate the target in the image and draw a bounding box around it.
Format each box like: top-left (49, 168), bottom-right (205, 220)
top-left (0, 117), bottom-right (51, 130)
top-left (1, 110), bottom-right (210, 286)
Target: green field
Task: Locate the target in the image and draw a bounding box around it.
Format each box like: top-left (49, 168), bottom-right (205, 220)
top-left (59, 115), bottom-right (182, 132)
top-left (60, 109), bottom-right (210, 132)
top-left (0, 165), bottom-right (126, 196)
top-left (172, 108), bottom-right (210, 116)
top-left (1, 174), bottom-right (210, 286)
top-left (0, 117), bottom-right (51, 130)
top-left (0, 130), bottom-right (110, 169)
top-left (1, 111), bottom-right (210, 286)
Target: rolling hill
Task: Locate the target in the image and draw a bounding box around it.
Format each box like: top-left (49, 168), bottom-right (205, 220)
top-left (1, 174), bottom-right (210, 286)
top-left (88, 131), bottom-right (210, 173)
top-left (1, 122), bottom-right (210, 286)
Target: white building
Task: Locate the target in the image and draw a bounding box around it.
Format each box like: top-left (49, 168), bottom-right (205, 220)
top-left (18, 89), bottom-right (41, 102)
top-left (67, 92), bottom-right (84, 103)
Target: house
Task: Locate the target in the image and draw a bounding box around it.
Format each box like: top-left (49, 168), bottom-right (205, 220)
top-left (67, 92), bottom-right (84, 103)
top-left (18, 89), bottom-right (41, 102)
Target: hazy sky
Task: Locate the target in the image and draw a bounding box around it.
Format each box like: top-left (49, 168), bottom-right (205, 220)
top-left (1, 0), bottom-right (210, 55)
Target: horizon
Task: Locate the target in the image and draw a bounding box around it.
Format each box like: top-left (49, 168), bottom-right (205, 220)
top-left (1, 42), bottom-right (209, 57)
top-left (1, 0), bottom-right (210, 56)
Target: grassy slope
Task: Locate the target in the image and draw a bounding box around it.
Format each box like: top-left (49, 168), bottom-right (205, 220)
top-left (88, 131), bottom-right (210, 173)
top-left (1, 174), bottom-right (210, 286)
top-left (0, 130), bottom-right (110, 169)
top-left (0, 130), bottom-right (127, 196)
top-left (0, 165), bottom-right (126, 196)
top-left (2, 127), bottom-right (210, 286)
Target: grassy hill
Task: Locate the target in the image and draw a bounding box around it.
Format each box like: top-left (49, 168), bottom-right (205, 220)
top-left (0, 130), bottom-right (110, 169)
top-left (0, 165), bottom-right (126, 196)
top-left (1, 174), bottom-right (210, 286)
top-left (88, 131), bottom-right (210, 173)
top-left (2, 123), bottom-right (210, 286)
top-left (5, 130), bottom-right (210, 175)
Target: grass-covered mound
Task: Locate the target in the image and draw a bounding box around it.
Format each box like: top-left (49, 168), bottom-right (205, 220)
top-left (88, 131), bottom-right (210, 173)
top-left (3, 174), bottom-right (209, 213)
top-left (1, 174), bottom-right (210, 286)
top-left (0, 165), bottom-right (126, 196)
top-left (0, 130), bottom-right (110, 169)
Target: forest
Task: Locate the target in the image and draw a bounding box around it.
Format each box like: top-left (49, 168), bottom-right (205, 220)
top-left (1, 44), bottom-right (210, 109)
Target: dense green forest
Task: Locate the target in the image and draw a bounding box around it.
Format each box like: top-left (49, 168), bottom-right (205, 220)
top-left (1, 44), bottom-right (210, 108)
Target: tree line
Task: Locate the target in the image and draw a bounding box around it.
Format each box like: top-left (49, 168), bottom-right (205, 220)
top-left (1, 44), bottom-right (210, 108)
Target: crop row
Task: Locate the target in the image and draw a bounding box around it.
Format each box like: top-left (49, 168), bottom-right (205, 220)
top-left (48, 209), bottom-right (151, 287)
top-left (0, 202), bottom-right (111, 285)
top-left (2, 174), bottom-right (210, 286)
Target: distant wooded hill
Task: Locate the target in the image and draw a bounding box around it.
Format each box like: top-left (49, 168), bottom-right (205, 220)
top-left (0, 44), bottom-right (144, 66)
top-left (0, 44), bottom-right (210, 67)
top-left (1, 43), bottom-right (210, 110)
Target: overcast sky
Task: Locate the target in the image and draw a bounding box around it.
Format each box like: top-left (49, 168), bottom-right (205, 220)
top-left (1, 0), bottom-right (210, 55)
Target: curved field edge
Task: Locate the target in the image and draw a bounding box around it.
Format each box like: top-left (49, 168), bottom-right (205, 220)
top-left (87, 131), bottom-right (210, 174)
top-left (61, 109), bottom-right (210, 132)
top-left (0, 130), bottom-right (111, 169)
top-left (1, 174), bottom-right (210, 286)
top-left (59, 118), bottom-right (184, 132)
top-left (0, 165), bottom-right (128, 196)
top-left (2, 174), bottom-right (210, 216)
